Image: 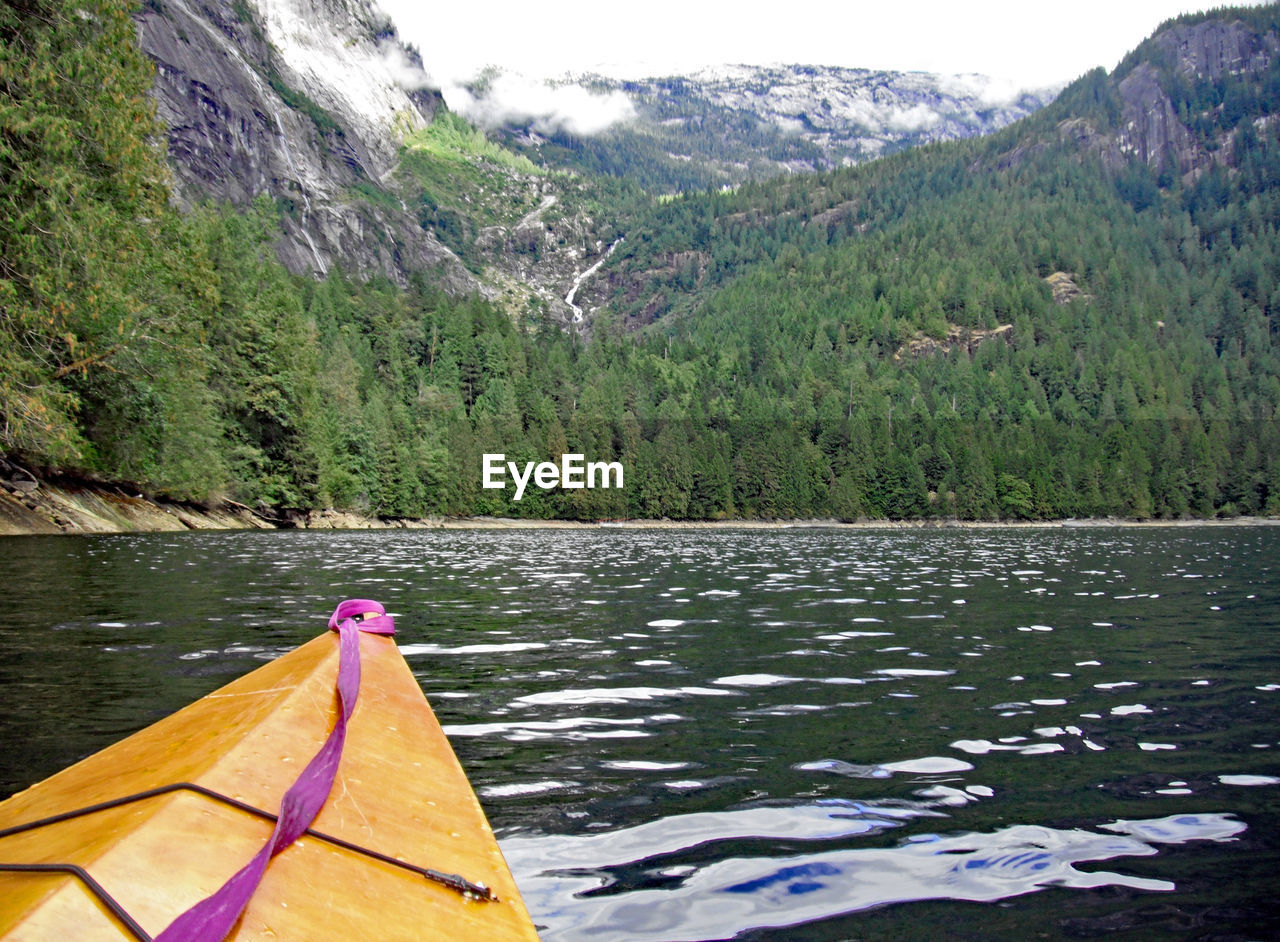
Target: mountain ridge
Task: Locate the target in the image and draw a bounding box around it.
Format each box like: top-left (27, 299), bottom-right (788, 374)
top-left (133, 0), bottom-right (1058, 305)
top-left (495, 64), bottom-right (1056, 190)
top-left (572, 7), bottom-right (1280, 333)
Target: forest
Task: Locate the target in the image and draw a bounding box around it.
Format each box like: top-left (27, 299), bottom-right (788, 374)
top-left (2, 0), bottom-right (1278, 521)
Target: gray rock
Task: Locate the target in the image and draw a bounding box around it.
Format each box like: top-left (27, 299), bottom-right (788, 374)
top-left (136, 0), bottom-right (478, 291)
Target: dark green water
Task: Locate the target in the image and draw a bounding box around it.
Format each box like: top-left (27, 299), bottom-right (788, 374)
top-left (1, 527), bottom-right (1278, 940)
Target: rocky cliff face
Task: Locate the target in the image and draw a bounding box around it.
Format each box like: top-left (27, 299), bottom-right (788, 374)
top-left (134, 0), bottom-right (632, 326)
top-left (1152, 17), bottom-right (1276, 80)
top-left (136, 0), bottom-right (477, 289)
top-left (993, 14), bottom-right (1278, 185)
top-left (1115, 18), bottom-right (1278, 178)
top-left (1114, 63), bottom-right (1202, 176)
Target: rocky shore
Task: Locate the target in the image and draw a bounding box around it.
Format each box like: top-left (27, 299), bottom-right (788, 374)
top-left (0, 473), bottom-right (269, 535)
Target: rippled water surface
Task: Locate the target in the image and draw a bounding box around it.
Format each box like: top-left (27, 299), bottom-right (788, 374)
top-left (2, 527), bottom-right (1279, 939)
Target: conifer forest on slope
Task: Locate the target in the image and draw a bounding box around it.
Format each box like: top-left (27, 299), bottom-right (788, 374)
top-left (3, 2), bottom-right (1279, 521)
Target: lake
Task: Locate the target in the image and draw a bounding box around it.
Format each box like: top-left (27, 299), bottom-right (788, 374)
top-left (1, 526), bottom-right (1278, 940)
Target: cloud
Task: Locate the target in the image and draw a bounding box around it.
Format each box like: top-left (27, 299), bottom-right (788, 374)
top-left (883, 103), bottom-right (942, 132)
top-left (374, 44), bottom-right (634, 137)
top-left (936, 73), bottom-right (1040, 106)
top-left (377, 42), bottom-right (437, 91)
top-left (442, 73), bottom-right (635, 137)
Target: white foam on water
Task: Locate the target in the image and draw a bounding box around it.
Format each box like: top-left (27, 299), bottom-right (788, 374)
top-left (879, 756), bottom-right (974, 774)
top-left (503, 808), bottom-right (1245, 942)
top-left (399, 641), bottom-right (548, 655)
top-left (481, 780), bottom-right (579, 798)
top-left (714, 674), bottom-right (798, 687)
top-left (1219, 774), bottom-right (1280, 786)
top-left (816, 631), bottom-right (893, 640)
top-left (513, 686), bottom-right (734, 706)
top-left (951, 739), bottom-right (1063, 756)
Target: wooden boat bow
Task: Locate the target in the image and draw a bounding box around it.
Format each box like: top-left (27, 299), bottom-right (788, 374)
top-left (0, 602), bottom-right (539, 941)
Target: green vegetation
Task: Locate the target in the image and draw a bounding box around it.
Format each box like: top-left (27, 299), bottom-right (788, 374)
top-left (395, 112), bottom-right (550, 270)
top-left (267, 71), bottom-right (344, 140)
top-left (395, 111), bottom-right (636, 274)
top-left (496, 107), bottom-right (828, 193)
top-left (0, 0), bottom-right (214, 480)
top-left (403, 111), bottom-right (542, 174)
top-left (2, 0), bottom-right (1278, 520)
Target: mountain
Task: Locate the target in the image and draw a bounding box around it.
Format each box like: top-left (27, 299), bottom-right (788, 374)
top-left (994, 12), bottom-right (1280, 181)
top-left (575, 7), bottom-right (1280, 332)
top-left (493, 65), bottom-right (1055, 191)
top-left (131, 0), bottom-right (1056, 324)
top-left (545, 5), bottom-right (1280, 521)
top-left (135, 0), bottom-right (628, 326)
top-left (137, 0), bottom-right (468, 285)
top-left (2, 1), bottom-right (1278, 524)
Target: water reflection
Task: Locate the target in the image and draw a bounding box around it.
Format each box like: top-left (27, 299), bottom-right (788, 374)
top-left (503, 808), bottom-right (1244, 942)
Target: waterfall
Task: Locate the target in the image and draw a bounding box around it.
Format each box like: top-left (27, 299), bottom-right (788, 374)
top-left (271, 111), bottom-right (328, 276)
top-left (565, 238), bottom-right (623, 324)
top-left (164, 0), bottom-right (327, 276)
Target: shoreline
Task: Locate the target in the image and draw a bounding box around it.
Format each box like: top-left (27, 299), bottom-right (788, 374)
top-left (1, 473), bottom-right (1276, 536)
top-left (432, 516), bottom-right (1280, 530)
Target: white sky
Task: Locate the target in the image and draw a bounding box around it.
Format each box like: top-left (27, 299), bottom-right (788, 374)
top-left (375, 0), bottom-right (1253, 89)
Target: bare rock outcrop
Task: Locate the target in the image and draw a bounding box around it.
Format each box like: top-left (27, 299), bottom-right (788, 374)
top-left (136, 0), bottom-right (478, 291)
top-left (990, 17), bottom-right (1278, 184)
top-left (1115, 19), bottom-right (1279, 179)
top-left (1045, 271), bottom-right (1090, 305)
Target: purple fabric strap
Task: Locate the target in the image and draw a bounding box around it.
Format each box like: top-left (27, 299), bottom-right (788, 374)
top-left (156, 600), bottom-right (395, 942)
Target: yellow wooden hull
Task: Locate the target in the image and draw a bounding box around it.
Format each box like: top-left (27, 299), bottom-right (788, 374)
top-left (0, 631), bottom-right (539, 940)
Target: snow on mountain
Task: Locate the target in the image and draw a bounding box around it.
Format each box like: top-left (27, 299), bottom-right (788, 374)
top-left (254, 0), bottom-right (429, 179)
top-left (136, 0), bottom-right (1057, 288)
top-left (617, 63), bottom-right (1059, 166)
top-left (471, 62), bottom-right (1057, 188)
